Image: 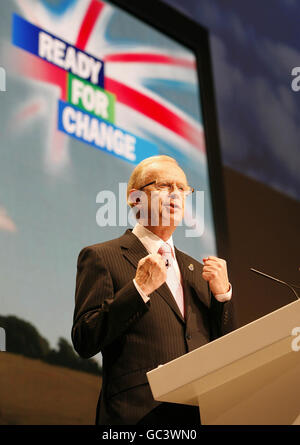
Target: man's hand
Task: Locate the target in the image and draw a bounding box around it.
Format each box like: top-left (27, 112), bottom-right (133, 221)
top-left (135, 253), bottom-right (167, 296)
top-left (202, 256), bottom-right (230, 296)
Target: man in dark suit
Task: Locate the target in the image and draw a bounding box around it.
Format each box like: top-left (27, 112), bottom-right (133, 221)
top-left (72, 155), bottom-right (235, 425)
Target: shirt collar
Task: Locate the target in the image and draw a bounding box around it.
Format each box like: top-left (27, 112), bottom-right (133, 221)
top-left (132, 223), bottom-right (175, 255)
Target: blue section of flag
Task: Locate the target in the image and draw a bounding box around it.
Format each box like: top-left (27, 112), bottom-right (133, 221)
top-left (12, 13), bottom-right (39, 55)
top-left (41, 0), bottom-right (78, 16)
top-left (57, 100), bottom-right (158, 165)
top-left (11, 13), bottom-right (104, 88)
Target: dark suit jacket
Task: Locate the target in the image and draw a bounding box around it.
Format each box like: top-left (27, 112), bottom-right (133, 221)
top-left (71, 229), bottom-right (235, 425)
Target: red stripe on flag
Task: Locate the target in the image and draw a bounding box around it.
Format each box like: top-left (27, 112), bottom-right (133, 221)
top-left (105, 77), bottom-right (205, 152)
top-left (15, 49), bottom-right (67, 100)
top-left (103, 53), bottom-right (196, 69)
top-left (75, 0), bottom-right (105, 50)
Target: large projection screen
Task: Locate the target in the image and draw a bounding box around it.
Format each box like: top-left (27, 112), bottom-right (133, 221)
top-left (0, 0), bottom-right (226, 424)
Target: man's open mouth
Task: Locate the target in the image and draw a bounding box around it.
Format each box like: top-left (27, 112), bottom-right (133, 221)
top-left (165, 202), bottom-right (181, 209)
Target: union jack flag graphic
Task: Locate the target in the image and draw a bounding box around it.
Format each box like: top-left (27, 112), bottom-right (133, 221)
top-left (7, 0), bottom-right (206, 172)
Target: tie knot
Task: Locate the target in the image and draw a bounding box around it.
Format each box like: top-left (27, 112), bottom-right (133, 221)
top-left (158, 242), bottom-right (174, 259)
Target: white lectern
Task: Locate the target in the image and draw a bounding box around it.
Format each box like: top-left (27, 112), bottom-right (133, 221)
top-left (147, 299), bottom-right (300, 425)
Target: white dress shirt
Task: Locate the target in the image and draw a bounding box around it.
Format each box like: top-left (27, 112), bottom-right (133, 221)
top-left (132, 223), bottom-right (232, 303)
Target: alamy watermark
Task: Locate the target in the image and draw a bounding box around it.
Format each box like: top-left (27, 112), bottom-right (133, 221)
top-left (0, 66), bottom-right (6, 92)
top-left (291, 327), bottom-right (300, 352)
top-left (95, 183), bottom-right (205, 237)
top-left (291, 67), bottom-right (300, 91)
top-left (0, 327), bottom-right (6, 351)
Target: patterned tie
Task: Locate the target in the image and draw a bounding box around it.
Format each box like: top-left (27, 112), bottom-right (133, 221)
top-left (158, 242), bottom-right (185, 317)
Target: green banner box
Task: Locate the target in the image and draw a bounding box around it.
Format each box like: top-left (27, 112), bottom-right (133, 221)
top-left (67, 73), bottom-right (115, 124)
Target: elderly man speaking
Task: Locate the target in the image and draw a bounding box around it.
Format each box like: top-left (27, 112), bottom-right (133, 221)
top-left (72, 155), bottom-right (235, 425)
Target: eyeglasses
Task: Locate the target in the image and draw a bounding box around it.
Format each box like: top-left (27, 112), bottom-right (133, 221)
top-left (139, 180), bottom-right (194, 195)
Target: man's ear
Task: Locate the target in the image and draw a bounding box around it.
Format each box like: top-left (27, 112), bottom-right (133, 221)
top-left (128, 189), bottom-right (141, 207)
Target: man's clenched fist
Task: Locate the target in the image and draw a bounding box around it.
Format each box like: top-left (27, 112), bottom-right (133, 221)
top-left (135, 253), bottom-right (167, 296)
top-left (202, 256), bottom-right (230, 296)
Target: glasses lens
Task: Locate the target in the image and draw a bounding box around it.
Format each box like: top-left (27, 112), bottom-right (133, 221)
top-left (158, 182), bottom-right (194, 194)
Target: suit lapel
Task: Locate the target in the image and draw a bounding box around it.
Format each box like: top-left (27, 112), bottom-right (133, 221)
top-left (155, 283), bottom-right (185, 323)
top-left (120, 229), bottom-right (185, 323)
top-left (175, 247), bottom-right (211, 309)
top-left (120, 229), bottom-right (149, 269)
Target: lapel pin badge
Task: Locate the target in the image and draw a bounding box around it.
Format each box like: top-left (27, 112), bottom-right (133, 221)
top-left (188, 263), bottom-right (194, 271)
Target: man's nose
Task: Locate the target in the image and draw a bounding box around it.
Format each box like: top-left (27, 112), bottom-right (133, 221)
top-left (169, 186), bottom-right (181, 199)
top-left (170, 183), bottom-right (179, 192)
